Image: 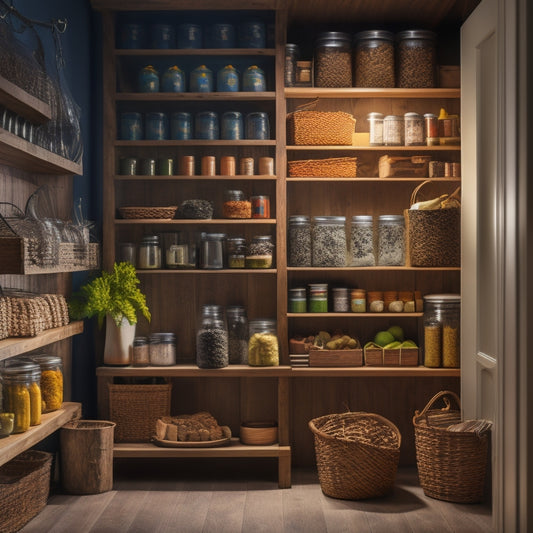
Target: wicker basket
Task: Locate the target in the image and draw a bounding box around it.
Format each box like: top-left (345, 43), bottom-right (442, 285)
top-left (288, 157), bottom-right (357, 178)
top-left (413, 390), bottom-right (490, 503)
top-left (108, 382), bottom-right (172, 442)
top-left (287, 110), bottom-right (356, 146)
top-left (0, 450), bottom-right (53, 533)
top-left (119, 206), bottom-right (177, 220)
top-left (309, 412), bottom-right (401, 500)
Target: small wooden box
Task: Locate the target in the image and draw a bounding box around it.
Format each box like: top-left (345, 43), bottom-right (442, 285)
top-left (364, 347), bottom-right (419, 367)
top-left (378, 155), bottom-right (432, 178)
top-left (309, 349), bottom-right (363, 367)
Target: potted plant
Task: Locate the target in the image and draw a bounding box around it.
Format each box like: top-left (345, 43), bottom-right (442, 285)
top-left (69, 262), bottom-right (150, 365)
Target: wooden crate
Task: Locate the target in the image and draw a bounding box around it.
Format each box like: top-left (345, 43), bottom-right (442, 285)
top-left (309, 349), bottom-right (363, 367)
top-left (364, 347), bottom-right (419, 367)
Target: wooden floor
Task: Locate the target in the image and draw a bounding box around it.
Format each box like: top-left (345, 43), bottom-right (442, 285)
top-left (21, 460), bottom-right (493, 533)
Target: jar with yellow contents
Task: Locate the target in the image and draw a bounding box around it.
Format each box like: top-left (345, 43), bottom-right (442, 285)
top-left (30, 355), bottom-right (64, 412)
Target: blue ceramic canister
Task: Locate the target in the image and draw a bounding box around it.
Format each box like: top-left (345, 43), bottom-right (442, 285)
top-left (195, 111), bottom-right (219, 140)
top-left (217, 65), bottom-right (239, 92)
top-left (150, 23), bottom-right (176, 49)
top-left (190, 65), bottom-right (213, 92)
top-left (177, 23), bottom-right (202, 49)
top-left (170, 112), bottom-right (192, 140)
top-left (119, 23), bottom-right (146, 49)
top-left (208, 23), bottom-right (236, 48)
top-left (145, 112), bottom-right (169, 140)
top-left (138, 65), bottom-right (159, 93)
top-left (120, 112), bottom-right (143, 140)
top-left (245, 112), bottom-right (270, 140)
top-left (161, 66), bottom-right (185, 92)
top-left (242, 65), bottom-right (266, 92)
top-left (238, 20), bottom-right (266, 48)
top-left (221, 111), bottom-right (243, 140)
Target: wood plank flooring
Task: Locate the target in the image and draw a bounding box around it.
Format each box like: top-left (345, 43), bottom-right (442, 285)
top-left (21, 459), bottom-right (493, 532)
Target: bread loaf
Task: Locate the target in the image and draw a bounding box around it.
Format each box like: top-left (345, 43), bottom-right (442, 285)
top-left (155, 411), bottom-right (231, 442)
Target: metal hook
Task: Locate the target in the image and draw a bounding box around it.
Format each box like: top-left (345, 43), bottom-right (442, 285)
top-left (54, 18), bottom-right (67, 33)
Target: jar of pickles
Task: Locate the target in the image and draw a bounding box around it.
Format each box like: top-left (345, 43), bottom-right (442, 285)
top-left (248, 319), bottom-right (279, 366)
top-left (30, 355), bottom-right (63, 412)
top-left (314, 32), bottom-right (352, 88)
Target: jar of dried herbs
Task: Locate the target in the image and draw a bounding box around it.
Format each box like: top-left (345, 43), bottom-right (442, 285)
top-left (353, 30), bottom-right (394, 88)
top-left (314, 32), bottom-right (352, 88)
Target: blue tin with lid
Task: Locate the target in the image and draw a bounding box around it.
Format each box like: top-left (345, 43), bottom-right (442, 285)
top-left (119, 23), bottom-right (146, 49)
top-left (161, 66), bottom-right (185, 92)
top-left (170, 112), bottom-right (192, 140)
top-left (150, 23), bottom-right (176, 49)
top-left (145, 112), bottom-right (169, 140)
top-left (208, 23), bottom-right (236, 48)
top-left (221, 111), bottom-right (243, 140)
top-left (195, 111), bottom-right (219, 140)
top-left (177, 23), bottom-right (202, 49)
top-left (217, 65), bottom-right (239, 92)
top-left (243, 66), bottom-right (266, 91)
top-left (138, 65), bottom-right (159, 93)
top-left (245, 112), bottom-right (270, 140)
top-left (190, 65), bottom-right (213, 92)
top-left (120, 112), bottom-right (143, 140)
top-left (238, 20), bottom-right (266, 48)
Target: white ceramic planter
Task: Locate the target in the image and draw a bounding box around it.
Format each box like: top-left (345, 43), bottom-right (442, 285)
top-left (103, 315), bottom-right (136, 365)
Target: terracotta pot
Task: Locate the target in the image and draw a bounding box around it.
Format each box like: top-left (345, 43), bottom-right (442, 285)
top-left (103, 315), bottom-right (135, 365)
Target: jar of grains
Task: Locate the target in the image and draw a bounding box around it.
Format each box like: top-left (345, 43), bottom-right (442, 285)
top-left (289, 287), bottom-right (307, 313)
top-left (312, 216), bottom-right (347, 267)
top-left (367, 112), bottom-right (384, 146)
top-left (314, 32), bottom-right (352, 88)
top-left (196, 305), bottom-right (228, 368)
top-left (308, 283), bottom-right (328, 313)
top-left (288, 215), bottom-right (312, 267)
top-left (332, 287), bottom-right (350, 312)
top-left (350, 215), bottom-right (375, 266)
top-left (353, 30), bottom-right (394, 88)
top-left (285, 44), bottom-right (300, 87)
top-left (149, 333), bottom-right (176, 366)
top-left (138, 235), bottom-right (162, 269)
top-left (248, 319), bottom-right (279, 366)
top-left (396, 30), bottom-right (437, 88)
top-left (404, 112), bottom-right (425, 146)
top-left (383, 115), bottom-right (404, 146)
top-left (377, 215), bottom-right (405, 266)
top-left (131, 337), bottom-right (150, 367)
top-left (30, 355), bottom-right (63, 412)
top-left (246, 235), bottom-right (274, 268)
top-left (226, 305), bottom-right (249, 364)
top-left (223, 190), bottom-right (251, 218)
top-left (226, 236), bottom-right (247, 268)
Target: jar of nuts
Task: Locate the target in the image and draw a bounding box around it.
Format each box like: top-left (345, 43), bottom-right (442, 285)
top-left (314, 32), bottom-right (352, 88)
top-left (396, 30), bottom-right (437, 88)
top-left (353, 30), bottom-right (394, 88)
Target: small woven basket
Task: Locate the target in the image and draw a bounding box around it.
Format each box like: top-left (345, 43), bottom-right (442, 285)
top-left (119, 206), bottom-right (177, 220)
top-left (413, 390), bottom-right (490, 503)
top-left (288, 157), bottom-right (357, 178)
top-left (0, 450), bottom-right (53, 533)
top-left (309, 412), bottom-right (401, 500)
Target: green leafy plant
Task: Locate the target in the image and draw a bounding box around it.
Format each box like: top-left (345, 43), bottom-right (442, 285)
top-left (69, 262), bottom-right (151, 327)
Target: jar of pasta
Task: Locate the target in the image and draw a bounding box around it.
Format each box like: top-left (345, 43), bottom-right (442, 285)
top-left (248, 319), bottom-right (279, 366)
top-left (30, 355), bottom-right (63, 412)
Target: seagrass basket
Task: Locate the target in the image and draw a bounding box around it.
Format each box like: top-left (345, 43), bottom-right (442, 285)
top-left (118, 206), bottom-right (177, 220)
top-left (288, 157), bottom-right (357, 178)
top-left (287, 110), bottom-right (356, 145)
top-left (413, 390), bottom-right (490, 503)
top-left (309, 412), bottom-right (401, 500)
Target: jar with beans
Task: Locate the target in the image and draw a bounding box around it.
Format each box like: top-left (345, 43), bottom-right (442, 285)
top-left (377, 215), bottom-right (405, 266)
top-left (196, 305), bottom-right (228, 369)
top-left (353, 30), bottom-right (394, 88)
top-left (312, 216), bottom-right (347, 267)
top-left (288, 215), bottom-right (311, 267)
top-left (396, 30), bottom-right (437, 88)
top-left (223, 190), bottom-right (251, 218)
top-left (314, 32), bottom-right (352, 88)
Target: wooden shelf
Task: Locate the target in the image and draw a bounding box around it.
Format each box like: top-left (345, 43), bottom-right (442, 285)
top-left (0, 403), bottom-right (81, 467)
top-left (97, 364), bottom-right (292, 377)
top-left (287, 177), bottom-right (461, 182)
top-left (287, 266), bottom-right (461, 272)
top-left (114, 48), bottom-right (276, 56)
top-left (0, 128), bottom-right (83, 175)
top-left (136, 269), bottom-right (277, 274)
top-left (0, 322), bottom-right (84, 362)
top-left (115, 218), bottom-right (276, 225)
top-left (290, 366), bottom-right (460, 377)
top-left (115, 140), bottom-right (276, 147)
top-left (116, 92), bottom-right (276, 101)
top-left (92, 0), bottom-right (278, 10)
top-left (114, 174), bottom-right (276, 181)
top-left (286, 144), bottom-right (460, 151)
top-left (285, 87), bottom-right (461, 99)
top-left (287, 312), bottom-right (422, 318)
top-left (0, 76), bottom-right (52, 124)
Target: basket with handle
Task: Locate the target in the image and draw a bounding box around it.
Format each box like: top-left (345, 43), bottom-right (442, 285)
top-left (413, 390), bottom-right (490, 503)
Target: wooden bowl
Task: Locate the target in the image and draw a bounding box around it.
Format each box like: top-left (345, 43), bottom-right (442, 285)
top-left (239, 421), bottom-right (278, 445)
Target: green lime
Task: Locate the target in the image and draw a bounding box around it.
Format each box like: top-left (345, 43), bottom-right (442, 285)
top-left (374, 330), bottom-right (395, 347)
top-left (387, 325), bottom-right (405, 342)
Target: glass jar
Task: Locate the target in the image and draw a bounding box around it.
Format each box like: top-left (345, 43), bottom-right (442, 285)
top-left (350, 289), bottom-right (367, 313)
top-left (208, 23), bottom-right (236, 49)
top-left (423, 294), bottom-right (461, 368)
top-left (196, 305), bottom-right (228, 368)
top-left (118, 242), bottom-right (136, 266)
top-left (353, 30), bottom-right (394, 87)
top-left (424, 112), bottom-right (439, 140)
top-left (295, 61), bottom-right (312, 87)
top-left (171, 112), bottom-right (192, 140)
top-left (238, 20), bottom-right (266, 48)
top-left (377, 215), bottom-right (405, 266)
top-left (162, 231), bottom-right (181, 268)
top-left (289, 287), bottom-right (307, 313)
top-left (120, 112), bottom-right (143, 140)
top-left (332, 287), bottom-right (350, 313)
top-left (245, 112), bottom-right (270, 140)
top-left (200, 233), bottom-right (226, 269)
top-left (138, 235), bottom-right (162, 269)
top-left (226, 236), bottom-right (247, 268)
top-left (145, 112), bottom-right (169, 140)
top-left (312, 216), bottom-right (347, 267)
top-left (161, 66), bottom-right (185, 92)
top-left (30, 355), bottom-right (63, 412)
top-left (132, 337), bottom-right (150, 367)
top-left (243, 66), bottom-right (266, 92)
top-left (367, 112), bottom-right (384, 146)
top-left (285, 44), bottom-right (300, 87)
top-left (221, 111), bottom-right (243, 140)
top-left (223, 190), bottom-right (251, 219)
top-left (350, 215), bottom-right (375, 266)
top-left (396, 30), bottom-right (437, 88)
top-left (217, 65), bottom-right (239, 92)
top-left (314, 32), bottom-right (352, 88)
top-left (309, 283), bottom-right (328, 313)
top-left (141, 158), bottom-right (156, 175)
top-left (149, 333), bottom-right (177, 366)
top-left (383, 115), bottom-right (404, 146)
top-left (288, 215), bottom-right (311, 267)
top-left (150, 23), bottom-right (175, 49)
top-left (226, 305), bottom-right (249, 364)
top-left (138, 65), bottom-right (159, 92)
top-left (246, 235), bottom-right (274, 268)
top-left (404, 112), bottom-right (425, 146)
top-left (195, 111), bottom-right (219, 140)
top-left (177, 23), bottom-right (202, 49)
top-left (248, 319), bottom-right (279, 366)
top-left (119, 157), bottom-right (138, 175)
top-left (190, 65), bottom-right (213, 92)
top-left (158, 157), bottom-right (174, 176)
top-left (250, 195), bottom-right (270, 219)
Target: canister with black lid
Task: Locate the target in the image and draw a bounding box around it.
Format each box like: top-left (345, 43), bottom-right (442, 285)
top-left (314, 32), bottom-right (352, 88)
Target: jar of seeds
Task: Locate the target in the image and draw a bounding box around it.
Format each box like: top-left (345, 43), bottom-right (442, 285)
top-left (246, 235), bottom-right (274, 268)
top-left (377, 215), bottom-right (405, 266)
top-left (353, 30), bottom-right (394, 87)
top-left (396, 30), bottom-right (437, 88)
top-left (350, 215), bottom-right (375, 266)
top-left (404, 112), bottom-right (425, 146)
top-left (226, 305), bottom-right (248, 364)
top-left (288, 215), bottom-right (311, 267)
top-left (312, 216), bottom-right (347, 267)
top-left (196, 304), bottom-right (228, 368)
top-left (226, 236), bottom-right (247, 268)
top-left (132, 337), bottom-right (150, 367)
top-left (383, 115), bottom-right (404, 146)
top-left (367, 112), bottom-right (384, 146)
top-left (248, 319), bottom-right (279, 366)
top-left (314, 32), bottom-right (352, 88)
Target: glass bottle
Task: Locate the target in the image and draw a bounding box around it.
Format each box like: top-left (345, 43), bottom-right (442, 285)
top-left (377, 215), bottom-right (405, 266)
top-left (314, 32), bottom-right (352, 88)
top-left (349, 215), bottom-right (375, 266)
top-left (248, 319), bottom-right (279, 366)
top-left (396, 30), bottom-right (437, 88)
top-left (30, 355), bottom-right (63, 412)
top-left (138, 235), bottom-right (162, 269)
top-left (353, 30), bottom-right (394, 87)
top-left (312, 216), bottom-right (347, 267)
top-left (226, 305), bottom-right (249, 364)
top-left (197, 304), bottom-right (228, 368)
top-left (288, 215), bottom-right (311, 267)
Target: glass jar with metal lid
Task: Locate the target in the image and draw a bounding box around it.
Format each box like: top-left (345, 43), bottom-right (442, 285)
top-left (132, 336), bottom-right (150, 367)
top-left (314, 32), bottom-right (352, 88)
top-left (367, 112), bottom-right (384, 146)
top-left (200, 233), bottom-right (226, 269)
top-left (312, 215), bottom-right (347, 267)
top-left (226, 236), bottom-right (247, 268)
top-left (288, 215), bottom-right (311, 267)
top-left (138, 235), bottom-right (162, 269)
top-left (377, 215), bottom-right (405, 266)
top-left (404, 112), bottom-right (425, 146)
top-left (350, 215), bottom-right (375, 266)
top-left (383, 115), bottom-right (404, 146)
top-left (309, 283), bottom-right (328, 313)
top-left (223, 190), bottom-right (251, 219)
top-left (353, 30), bottom-right (394, 87)
top-left (243, 65), bottom-right (266, 92)
top-left (149, 333), bottom-right (176, 366)
top-left (332, 287), bottom-right (350, 312)
top-left (217, 65), bottom-right (240, 92)
top-left (246, 235), bottom-right (274, 268)
top-left (226, 305), bottom-right (248, 364)
top-left (248, 319), bottom-right (279, 366)
top-left (396, 30), bottom-right (437, 88)
top-left (289, 287), bottom-right (307, 313)
top-left (197, 304), bottom-right (228, 368)
top-left (285, 43), bottom-right (300, 87)
top-left (30, 355), bottom-right (63, 412)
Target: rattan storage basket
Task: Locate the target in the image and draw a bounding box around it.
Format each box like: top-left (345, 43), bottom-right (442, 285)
top-left (0, 450), bottom-right (52, 533)
top-left (287, 110), bottom-right (356, 145)
top-left (118, 206), bottom-right (177, 220)
top-left (309, 412), bottom-right (401, 500)
top-left (288, 157), bottom-right (357, 178)
top-left (413, 390), bottom-right (490, 503)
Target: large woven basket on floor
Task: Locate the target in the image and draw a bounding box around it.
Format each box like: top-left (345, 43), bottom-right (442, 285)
top-left (413, 390), bottom-right (490, 503)
top-left (0, 450), bottom-right (52, 533)
top-left (309, 412), bottom-right (401, 500)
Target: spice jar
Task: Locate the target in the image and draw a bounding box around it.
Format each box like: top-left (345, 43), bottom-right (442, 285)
top-left (120, 112), bottom-right (143, 140)
top-left (424, 112), bottom-right (439, 140)
top-left (195, 111), bottom-right (219, 139)
top-left (295, 61), bottom-right (312, 86)
top-left (250, 195), bottom-right (270, 218)
top-left (221, 111), bottom-right (243, 140)
top-left (226, 236), bottom-right (247, 268)
top-left (197, 305), bottom-right (228, 368)
top-left (383, 115), bottom-right (404, 146)
top-left (308, 283), bottom-right (328, 313)
top-left (377, 215), bottom-right (405, 266)
top-left (288, 215), bottom-right (311, 267)
top-left (367, 290), bottom-right (385, 312)
top-left (289, 288), bottom-right (307, 313)
top-left (243, 65), bottom-right (266, 92)
top-left (349, 215), bottom-right (375, 266)
top-left (30, 355), bottom-right (63, 412)
top-left (238, 20), bottom-right (266, 48)
top-left (367, 112), bottom-right (384, 146)
top-left (201, 155), bottom-right (216, 176)
top-left (138, 65), bottom-right (159, 92)
top-left (246, 235), bottom-right (274, 268)
top-left (138, 235), bottom-right (162, 269)
top-left (145, 112), bottom-right (169, 140)
top-left (149, 333), bottom-right (177, 366)
top-left (404, 112), bottom-right (425, 146)
top-left (217, 65), bottom-right (240, 92)
top-left (240, 157), bottom-right (254, 175)
top-left (285, 44), bottom-right (300, 87)
top-left (245, 112), bottom-right (270, 140)
top-left (396, 30), bottom-right (437, 88)
top-left (314, 32), bottom-right (352, 88)
top-left (132, 337), bottom-right (150, 367)
top-left (200, 233), bottom-right (226, 269)
top-left (119, 157), bottom-right (138, 175)
top-left (223, 190), bottom-right (251, 218)
top-left (180, 155), bottom-right (195, 175)
top-left (190, 65), bottom-right (214, 92)
top-left (161, 66), bottom-right (185, 92)
top-left (208, 23), bottom-right (236, 49)
top-left (258, 157), bottom-right (274, 175)
top-left (312, 216), bottom-right (347, 267)
top-left (330, 287), bottom-right (349, 313)
top-left (220, 156), bottom-right (236, 176)
top-left (226, 305), bottom-right (248, 364)
top-left (119, 23), bottom-right (146, 49)
top-left (171, 112), bottom-right (192, 140)
top-left (118, 242), bottom-right (136, 266)
top-left (353, 30), bottom-right (394, 88)
top-left (350, 289), bottom-right (367, 313)
top-left (150, 23), bottom-right (175, 49)
top-left (248, 319), bottom-right (279, 366)
top-left (177, 23), bottom-right (202, 49)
